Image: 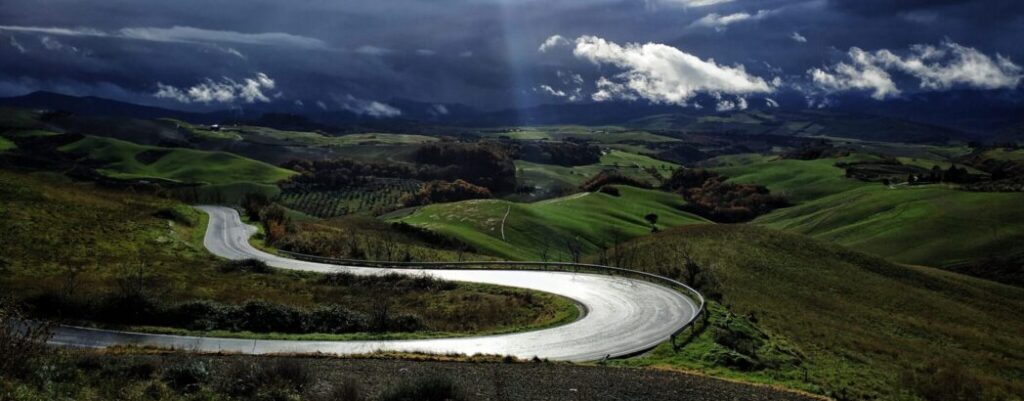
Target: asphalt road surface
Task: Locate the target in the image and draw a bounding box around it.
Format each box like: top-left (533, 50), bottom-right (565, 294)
top-left (50, 206), bottom-right (698, 362)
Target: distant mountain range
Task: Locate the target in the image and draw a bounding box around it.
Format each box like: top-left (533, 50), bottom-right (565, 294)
top-left (1, 90), bottom-right (1021, 142)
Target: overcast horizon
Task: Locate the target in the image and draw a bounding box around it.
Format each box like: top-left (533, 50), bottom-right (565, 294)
top-left (1, 0), bottom-right (1022, 116)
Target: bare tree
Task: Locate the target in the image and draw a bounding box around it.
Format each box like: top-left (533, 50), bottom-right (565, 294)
top-left (0, 299), bottom-right (54, 377)
top-left (564, 237), bottom-right (583, 264)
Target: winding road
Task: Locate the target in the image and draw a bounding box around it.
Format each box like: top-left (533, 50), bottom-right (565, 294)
top-left (49, 206), bottom-right (699, 362)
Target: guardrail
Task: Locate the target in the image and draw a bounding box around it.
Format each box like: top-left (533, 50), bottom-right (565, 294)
top-left (276, 250), bottom-right (706, 345)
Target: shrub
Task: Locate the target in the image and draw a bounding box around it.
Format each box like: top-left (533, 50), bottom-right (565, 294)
top-left (598, 185), bottom-right (620, 196)
top-left (580, 171), bottom-right (650, 192)
top-left (381, 376), bottom-right (465, 401)
top-left (402, 179), bottom-right (492, 207)
top-left (664, 168), bottom-right (788, 223)
top-left (162, 359), bottom-right (211, 393)
top-left (153, 207), bottom-right (195, 227)
top-left (163, 300), bottom-right (236, 331)
top-left (95, 293), bottom-right (162, 326)
top-left (236, 300), bottom-right (303, 333)
top-left (0, 300), bottom-right (54, 379)
top-left (219, 258), bottom-right (273, 274)
top-left (306, 306), bottom-right (370, 333)
top-left (218, 359), bottom-right (313, 399)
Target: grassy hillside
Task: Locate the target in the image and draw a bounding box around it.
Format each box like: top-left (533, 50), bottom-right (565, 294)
top-left (0, 170), bottom-right (574, 338)
top-left (757, 184), bottom-right (1024, 267)
top-left (0, 137), bottom-right (14, 152)
top-left (613, 224), bottom-right (1024, 401)
top-left (59, 136), bottom-right (296, 185)
top-left (164, 119), bottom-right (437, 147)
top-left (516, 149), bottom-right (678, 197)
top-left (709, 155), bottom-right (871, 203)
top-left (479, 125), bottom-right (680, 143)
top-left (707, 154), bottom-right (1024, 267)
top-left (396, 185), bottom-right (708, 260)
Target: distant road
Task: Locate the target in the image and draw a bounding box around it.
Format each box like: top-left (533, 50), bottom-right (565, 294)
top-left (50, 206), bottom-right (698, 361)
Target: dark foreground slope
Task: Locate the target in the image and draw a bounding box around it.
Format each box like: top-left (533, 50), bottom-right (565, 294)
top-left (2, 350), bottom-right (822, 401)
top-left (612, 225), bottom-right (1024, 401)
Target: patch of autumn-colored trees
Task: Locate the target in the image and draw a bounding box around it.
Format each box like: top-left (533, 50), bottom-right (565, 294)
top-left (402, 179), bottom-right (492, 207)
top-left (664, 168), bottom-right (788, 223)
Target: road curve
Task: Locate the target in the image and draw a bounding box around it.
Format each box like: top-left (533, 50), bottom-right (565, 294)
top-left (50, 206), bottom-right (697, 362)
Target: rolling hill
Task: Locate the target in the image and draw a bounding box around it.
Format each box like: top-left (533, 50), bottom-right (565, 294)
top-left (395, 185), bottom-right (708, 260)
top-left (708, 154), bottom-right (1024, 269)
top-left (613, 224), bottom-right (1024, 401)
top-left (59, 136), bottom-right (296, 186)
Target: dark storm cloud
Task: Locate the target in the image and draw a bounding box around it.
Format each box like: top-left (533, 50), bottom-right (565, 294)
top-left (0, 0), bottom-right (1021, 111)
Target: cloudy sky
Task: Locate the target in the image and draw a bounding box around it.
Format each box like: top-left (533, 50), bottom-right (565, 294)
top-left (1, 0), bottom-right (1022, 114)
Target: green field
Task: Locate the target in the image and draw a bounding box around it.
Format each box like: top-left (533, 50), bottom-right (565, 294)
top-left (710, 155), bottom-right (871, 203)
top-left (0, 137), bottom-right (14, 152)
top-left (481, 125), bottom-right (680, 143)
top-left (757, 184), bottom-right (1024, 267)
top-left (277, 179), bottom-right (421, 217)
top-left (164, 119), bottom-right (437, 147)
top-left (613, 224), bottom-right (1024, 401)
top-left (396, 185), bottom-right (708, 260)
top-left (0, 170), bottom-right (575, 339)
top-left (708, 154), bottom-right (1024, 267)
top-left (59, 136), bottom-right (296, 185)
top-left (516, 149), bottom-right (678, 195)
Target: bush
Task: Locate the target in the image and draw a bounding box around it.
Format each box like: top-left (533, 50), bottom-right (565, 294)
top-left (153, 207), bottom-right (195, 227)
top-left (218, 359), bottom-right (313, 399)
top-left (381, 376), bottom-right (464, 401)
top-left (598, 186), bottom-right (620, 196)
top-left (664, 168), bottom-right (788, 223)
top-left (402, 179), bottom-right (492, 207)
top-left (306, 306), bottom-right (370, 333)
top-left (318, 272), bottom-right (456, 292)
top-left (220, 258), bottom-right (273, 274)
top-left (580, 171), bottom-right (650, 192)
top-left (95, 293), bottom-right (162, 326)
top-left (162, 359), bottom-right (211, 393)
top-left (163, 300), bottom-right (236, 331)
top-left (236, 300), bottom-right (304, 333)
top-left (0, 300), bottom-right (54, 379)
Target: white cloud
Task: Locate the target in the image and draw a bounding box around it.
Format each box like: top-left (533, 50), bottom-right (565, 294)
top-left (592, 76), bottom-right (638, 102)
top-left (809, 41), bottom-right (1022, 100)
top-left (415, 49), bottom-right (436, 56)
top-left (355, 45), bottom-right (393, 56)
top-left (0, 25), bottom-right (326, 49)
top-left (118, 26), bottom-right (326, 49)
top-left (431, 104), bottom-right (449, 115)
top-left (564, 35), bottom-right (772, 106)
top-left (334, 94), bottom-right (401, 118)
top-left (809, 48), bottom-right (899, 100)
top-left (690, 10), bottom-right (772, 30)
top-left (790, 32), bottom-right (807, 43)
top-left (0, 25), bottom-right (105, 37)
top-left (222, 47), bottom-right (246, 59)
top-left (154, 73), bottom-right (276, 104)
top-left (9, 35), bottom-right (26, 53)
top-left (715, 96), bottom-right (747, 111)
top-left (537, 85), bottom-right (567, 97)
top-left (661, 0), bottom-right (735, 7)
top-left (459, 50), bottom-right (473, 58)
top-left (765, 98), bottom-right (779, 108)
top-left (316, 100), bottom-right (328, 110)
top-left (557, 70), bottom-right (585, 86)
top-left (40, 36), bottom-right (78, 52)
top-left (538, 35), bottom-right (570, 53)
